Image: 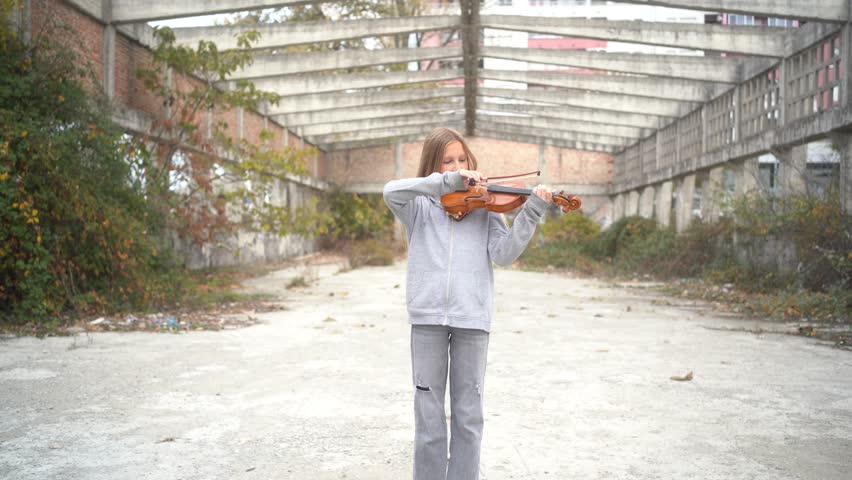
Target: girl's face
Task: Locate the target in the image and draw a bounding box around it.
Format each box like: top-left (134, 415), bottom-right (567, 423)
top-left (439, 141), bottom-right (468, 173)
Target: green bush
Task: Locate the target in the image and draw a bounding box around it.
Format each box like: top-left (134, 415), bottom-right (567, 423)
top-left (539, 211), bottom-right (600, 243)
top-left (1, 8), bottom-right (179, 322)
top-left (323, 190), bottom-right (394, 243)
top-left (346, 239), bottom-right (396, 268)
top-left (729, 193), bottom-right (851, 293)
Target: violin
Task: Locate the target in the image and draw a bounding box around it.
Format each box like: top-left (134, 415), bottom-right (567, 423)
top-left (440, 172), bottom-right (581, 221)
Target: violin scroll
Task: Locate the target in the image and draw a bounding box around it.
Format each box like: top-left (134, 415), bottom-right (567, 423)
top-left (552, 191), bottom-right (581, 213)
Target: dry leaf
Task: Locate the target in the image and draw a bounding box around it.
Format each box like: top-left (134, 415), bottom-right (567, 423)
top-left (670, 371), bottom-right (694, 382)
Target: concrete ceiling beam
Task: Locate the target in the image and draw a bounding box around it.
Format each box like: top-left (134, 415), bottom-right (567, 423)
top-left (610, 0), bottom-right (847, 23)
top-left (480, 69), bottom-right (724, 102)
top-left (170, 15), bottom-right (460, 51)
top-left (276, 100), bottom-right (463, 127)
top-left (230, 47), bottom-right (463, 80)
top-left (480, 15), bottom-right (786, 57)
top-left (477, 100), bottom-right (668, 130)
top-left (310, 121), bottom-right (464, 145)
top-left (479, 87), bottom-right (686, 118)
top-left (476, 111), bottom-right (647, 139)
top-left (474, 127), bottom-right (618, 153)
top-left (477, 117), bottom-right (634, 147)
top-left (322, 134), bottom-right (430, 152)
top-left (301, 112), bottom-right (465, 137)
top-left (482, 46), bottom-right (750, 84)
top-left (267, 87), bottom-right (464, 115)
top-left (110, 0), bottom-right (312, 24)
top-left (249, 69), bottom-right (462, 97)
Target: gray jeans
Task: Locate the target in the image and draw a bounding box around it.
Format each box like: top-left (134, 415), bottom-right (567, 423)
top-left (410, 325), bottom-right (490, 480)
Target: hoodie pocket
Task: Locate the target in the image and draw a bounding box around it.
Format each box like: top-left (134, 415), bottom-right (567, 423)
top-left (407, 271), bottom-right (443, 315)
top-left (448, 271), bottom-right (487, 320)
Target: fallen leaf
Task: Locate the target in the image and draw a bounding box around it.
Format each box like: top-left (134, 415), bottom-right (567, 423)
top-left (670, 371), bottom-right (694, 382)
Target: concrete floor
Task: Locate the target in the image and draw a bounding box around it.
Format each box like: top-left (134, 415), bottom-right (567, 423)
top-left (1, 260), bottom-right (851, 480)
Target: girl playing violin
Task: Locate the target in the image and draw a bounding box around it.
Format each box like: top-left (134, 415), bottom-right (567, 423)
top-left (383, 127), bottom-right (553, 480)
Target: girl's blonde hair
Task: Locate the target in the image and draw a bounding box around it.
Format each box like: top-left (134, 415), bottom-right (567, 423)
top-left (417, 127), bottom-right (478, 177)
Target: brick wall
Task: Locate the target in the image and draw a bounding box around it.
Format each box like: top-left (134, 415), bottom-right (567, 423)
top-left (32, 0), bottom-right (104, 86)
top-left (325, 136), bottom-right (614, 188)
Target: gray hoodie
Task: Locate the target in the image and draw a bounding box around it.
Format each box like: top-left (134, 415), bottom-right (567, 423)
top-left (383, 171), bottom-right (548, 332)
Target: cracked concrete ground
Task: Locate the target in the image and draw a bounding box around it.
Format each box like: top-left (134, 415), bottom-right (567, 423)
top-left (1, 259), bottom-right (851, 480)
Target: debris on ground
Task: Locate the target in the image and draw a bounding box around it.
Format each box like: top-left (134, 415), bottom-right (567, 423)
top-left (670, 371), bottom-right (694, 382)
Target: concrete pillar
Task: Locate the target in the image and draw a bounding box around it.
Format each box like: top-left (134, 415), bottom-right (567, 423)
top-left (675, 174), bottom-right (696, 233)
top-left (101, 0), bottom-right (116, 98)
top-left (237, 109), bottom-right (244, 141)
top-left (831, 133), bottom-right (852, 213)
top-left (393, 142), bottom-right (405, 244)
top-left (205, 107), bottom-right (213, 140)
top-left (612, 193), bottom-right (626, 222)
top-left (776, 145), bottom-right (808, 196)
top-left (639, 185), bottom-right (655, 219)
top-left (626, 190), bottom-right (640, 217)
top-left (261, 101), bottom-right (269, 149)
top-left (732, 84), bottom-right (741, 142)
top-left (735, 157), bottom-right (760, 197)
top-left (655, 181), bottom-right (673, 228)
top-left (394, 141), bottom-right (403, 179)
top-left (841, 23), bottom-right (852, 108)
top-left (702, 166), bottom-right (724, 222)
top-left (10, 0), bottom-right (32, 43)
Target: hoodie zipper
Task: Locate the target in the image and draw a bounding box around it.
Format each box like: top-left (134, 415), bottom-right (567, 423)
top-left (443, 220), bottom-right (455, 325)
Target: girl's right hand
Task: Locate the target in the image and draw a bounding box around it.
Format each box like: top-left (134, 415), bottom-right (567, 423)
top-left (458, 169), bottom-right (486, 184)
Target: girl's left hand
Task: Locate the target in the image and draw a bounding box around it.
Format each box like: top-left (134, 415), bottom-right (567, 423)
top-left (533, 185), bottom-right (552, 203)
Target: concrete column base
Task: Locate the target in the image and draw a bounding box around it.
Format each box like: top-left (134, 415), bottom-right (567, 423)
top-left (830, 133), bottom-right (852, 213)
top-left (639, 185), bottom-right (655, 219)
top-left (735, 157), bottom-right (760, 197)
top-left (775, 145), bottom-right (808, 196)
top-left (676, 174), bottom-right (696, 233)
top-left (656, 181), bottom-right (673, 228)
top-left (626, 190), bottom-right (640, 217)
top-left (702, 166), bottom-right (724, 222)
top-left (612, 194), bottom-right (626, 223)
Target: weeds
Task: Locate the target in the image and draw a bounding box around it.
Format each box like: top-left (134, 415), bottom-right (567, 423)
top-left (521, 193), bottom-right (851, 324)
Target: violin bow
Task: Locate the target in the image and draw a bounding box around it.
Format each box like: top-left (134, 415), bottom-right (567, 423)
top-left (468, 170), bottom-right (541, 186)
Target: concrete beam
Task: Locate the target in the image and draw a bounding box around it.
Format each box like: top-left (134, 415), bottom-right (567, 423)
top-left (480, 15), bottom-right (787, 57)
top-left (230, 47), bottom-right (463, 80)
top-left (322, 134), bottom-right (428, 152)
top-left (477, 101), bottom-right (667, 130)
top-left (171, 15), bottom-right (460, 51)
top-left (301, 113), bottom-right (465, 137)
top-left (479, 87), bottom-right (690, 118)
top-left (275, 100), bottom-right (463, 127)
top-left (477, 120), bottom-right (632, 148)
top-left (111, 0), bottom-right (311, 23)
top-left (476, 111), bottom-right (646, 140)
top-left (475, 128), bottom-right (618, 153)
top-left (267, 87), bottom-right (464, 115)
top-left (480, 69), bottom-right (720, 102)
top-left (310, 122), bottom-right (465, 145)
top-left (249, 69), bottom-right (463, 97)
top-left (610, 0), bottom-right (847, 23)
top-left (482, 47), bottom-right (744, 83)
